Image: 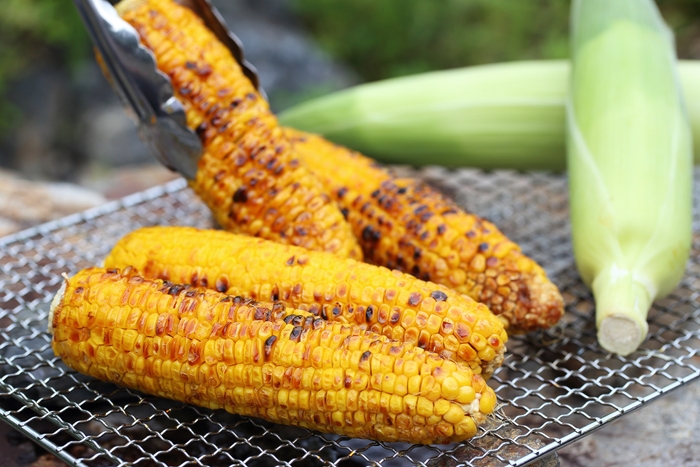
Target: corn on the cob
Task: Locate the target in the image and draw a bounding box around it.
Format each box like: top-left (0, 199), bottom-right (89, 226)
top-left (284, 129), bottom-right (564, 333)
top-left (116, 0), bottom-right (361, 260)
top-left (567, 0), bottom-right (692, 355)
top-left (50, 267), bottom-right (496, 444)
top-left (279, 60), bottom-right (700, 171)
top-left (104, 226), bottom-right (507, 378)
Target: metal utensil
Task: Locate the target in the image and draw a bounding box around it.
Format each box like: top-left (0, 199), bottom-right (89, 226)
top-left (72, 0), bottom-right (265, 180)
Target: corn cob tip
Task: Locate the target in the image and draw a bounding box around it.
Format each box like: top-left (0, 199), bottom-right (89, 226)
top-left (48, 279), bottom-right (67, 336)
top-left (508, 270), bottom-right (565, 334)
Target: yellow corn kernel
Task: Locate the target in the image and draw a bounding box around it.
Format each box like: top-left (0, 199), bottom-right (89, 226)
top-left (284, 128), bottom-right (565, 333)
top-left (50, 267), bottom-right (496, 444)
top-left (479, 387), bottom-right (497, 414)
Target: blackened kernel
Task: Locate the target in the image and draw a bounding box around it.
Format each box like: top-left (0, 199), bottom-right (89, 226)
top-left (167, 285), bottom-right (185, 296)
top-left (230, 98), bottom-right (242, 108)
top-left (264, 336), bottom-right (277, 360)
top-left (284, 315), bottom-right (296, 324)
top-left (290, 326), bottom-right (303, 341)
top-left (437, 224), bottom-right (447, 235)
top-left (478, 242), bottom-right (489, 252)
top-left (430, 291), bottom-right (448, 302)
top-left (272, 302), bottom-right (286, 313)
top-left (371, 189), bottom-right (380, 198)
top-left (362, 226), bottom-right (381, 242)
top-left (246, 92), bottom-right (257, 100)
top-left (332, 305), bottom-right (342, 316)
top-left (466, 231), bottom-right (477, 239)
top-left (407, 292), bottom-right (422, 307)
top-left (233, 188), bottom-right (248, 203)
top-left (397, 187), bottom-right (407, 194)
top-left (214, 170), bottom-right (226, 182)
top-left (337, 187), bottom-right (348, 198)
top-left (420, 212), bottom-right (433, 222)
top-left (413, 247), bottom-right (422, 260)
top-left (313, 318), bottom-right (325, 329)
top-left (390, 310), bottom-right (401, 324)
top-left (196, 64), bottom-right (212, 76)
top-left (233, 154), bottom-right (247, 166)
top-left (215, 276), bottom-right (229, 293)
top-left (365, 305), bottom-right (375, 322)
top-left (359, 351), bottom-right (372, 363)
top-left (185, 61), bottom-right (197, 69)
top-left (414, 205), bottom-right (428, 214)
top-left (340, 208), bottom-right (349, 220)
top-left (195, 122), bottom-right (208, 136)
top-left (74, 286), bottom-right (84, 294)
top-left (286, 256), bottom-right (295, 266)
top-left (254, 307), bottom-right (271, 321)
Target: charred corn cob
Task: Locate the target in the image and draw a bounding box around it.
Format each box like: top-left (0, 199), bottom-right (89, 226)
top-left (50, 267), bottom-right (497, 444)
top-left (105, 226), bottom-right (507, 378)
top-left (116, 0), bottom-right (361, 259)
top-left (284, 129), bottom-right (564, 333)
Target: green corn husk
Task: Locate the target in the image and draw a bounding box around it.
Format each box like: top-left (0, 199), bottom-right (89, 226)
top-left (278, 60), bottom-right (700, 170)
top-left (567, 0), bottom-right (692, 355)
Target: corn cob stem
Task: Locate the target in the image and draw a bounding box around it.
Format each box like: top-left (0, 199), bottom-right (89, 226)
top-left (50, 267), bottom-right (496, 444)
top-left (104, 226), bottom-right (508, 378)
top-left (116, 0), bottom-right (361, 259)
top-left (284, 129), bottom-right (565, 333)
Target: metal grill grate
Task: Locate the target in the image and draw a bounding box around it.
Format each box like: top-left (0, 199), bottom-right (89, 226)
top-left (1, 168), bottom-right (699, 467)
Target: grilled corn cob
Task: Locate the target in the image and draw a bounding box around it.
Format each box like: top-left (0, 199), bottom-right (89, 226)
top-left (116, 0), bottom-right (361, 259)
top-left (104, 226), bottom-right (507, 378)
top-left (284, 129), bottom-right (564, 333)
top-left (50, 267), bottom-right (496, 444)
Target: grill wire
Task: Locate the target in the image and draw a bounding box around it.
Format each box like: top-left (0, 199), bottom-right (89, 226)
top-left (1, 168), bottom-right (699, 467)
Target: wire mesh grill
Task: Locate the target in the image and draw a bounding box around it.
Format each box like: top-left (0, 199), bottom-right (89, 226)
top-left (1, 168), bottom-right (699, 467)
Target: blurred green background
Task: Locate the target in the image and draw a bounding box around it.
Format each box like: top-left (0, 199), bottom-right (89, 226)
top-left (1, 0), bottom-right (700, 180)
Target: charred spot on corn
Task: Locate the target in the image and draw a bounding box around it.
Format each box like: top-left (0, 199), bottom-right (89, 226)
top-left (264, 335), bottom-right (278, 360)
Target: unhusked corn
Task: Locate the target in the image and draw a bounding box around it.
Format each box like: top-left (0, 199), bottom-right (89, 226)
top-left (50, 267), bottom-right (496, 444)
top-left (116, 0), bottom-right (361, 259)
top-left (284, 128), bottom-right (565, 333)
top-left (104, 226), bottom-right (508, 378)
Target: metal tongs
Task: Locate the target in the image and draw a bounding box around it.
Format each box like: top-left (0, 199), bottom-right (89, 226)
top-left (72, 0), bottom-right (266, 180)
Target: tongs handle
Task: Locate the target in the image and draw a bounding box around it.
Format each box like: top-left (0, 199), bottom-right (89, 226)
top-left (72, 0), bottom-right (265, 179)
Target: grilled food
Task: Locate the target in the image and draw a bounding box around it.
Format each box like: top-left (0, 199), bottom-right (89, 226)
top-left (50, 267), bottom-right (497, 444)
top-left (116, 0), bottom-right (361, 259)
top-left (284, 129), bottom-right (565, 333)
top-left (104, 226), bottom-right (507, 378)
